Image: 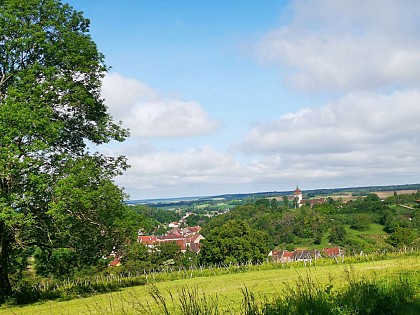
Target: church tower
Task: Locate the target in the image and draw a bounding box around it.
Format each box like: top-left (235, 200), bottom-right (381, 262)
top-left (294, 186), bottom-right (303, 207)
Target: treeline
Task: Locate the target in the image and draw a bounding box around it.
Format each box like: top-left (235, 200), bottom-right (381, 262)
top-left (198, 192), bottom-right (420, 262)
top-left (212, 183), bottom-right (420, 201)
top-left (304, 183), bottom-right (420, 197)
top-left (133, 183), bottom-right (420, 208)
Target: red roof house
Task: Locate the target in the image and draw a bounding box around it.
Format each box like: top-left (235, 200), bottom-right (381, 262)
top-left (138, 235), bottom-right (158, 246)
top-left (322, 247), bottom-right (343, 257)
top-left (269, 250), bottom-right (294, 263)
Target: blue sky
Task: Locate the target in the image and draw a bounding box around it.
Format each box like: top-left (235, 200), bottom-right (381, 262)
top-left (67, 0), bottom-right (420, 199)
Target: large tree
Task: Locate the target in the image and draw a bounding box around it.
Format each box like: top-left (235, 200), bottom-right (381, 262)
top-left (199, 220), bottom-right (270, 265)
top-left (0, 0), bottom-right (128, 295)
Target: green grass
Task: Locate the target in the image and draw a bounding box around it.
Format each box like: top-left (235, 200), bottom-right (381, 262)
top-left (254, 269), bottom-right (419, 315)
top-left (283, 223), bottom-right (387, 251)
top-left (345, 223), bottom-right (387, 241)
top-left (353, 223), bottom-right (387, 235)
top-left (389, 204), bottom-right (416, 215)
top-left (284, 223), bottom-right (388, 251)
top-left (287, 233), bottom-right (330, 250)
top-left (1, 254), bottom-right (418, 314)
top-left (340, 223), bottom-right (390, 252)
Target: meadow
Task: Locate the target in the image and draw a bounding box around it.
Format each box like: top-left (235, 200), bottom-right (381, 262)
top-left (1, 254), bottom-right (418, 314)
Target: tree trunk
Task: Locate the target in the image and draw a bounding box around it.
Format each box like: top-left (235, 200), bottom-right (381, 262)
top-left (0, 222), bottom-right (12, 297)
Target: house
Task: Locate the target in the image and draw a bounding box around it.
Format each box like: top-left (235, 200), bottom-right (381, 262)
top-left (107, 251), bottom-right (122, 267)
top-left (166, 228), bottom-right (183, 238)
top-left (189, 233), bottom-right (205, 252)
top-left (269, 249), bottom-right (322, 263)
top-left (322, 247), bottom-right (343, 257)
top-left (184, 226), bottom-right (201, 235)
top-left (269, 250), bottom-right (294, 263)
top-left (292, 249), bottom-right (321, 262)
top-left (138, 235), bottom-right (158, 247)
top-left (303, 198), bottom-right (326, 207)
top-left (138, 226), bottom-right (204, 253)
top-left (108, 257), bottom-right (121, 267)
top-left (165, 226), bottom-right (202, 238)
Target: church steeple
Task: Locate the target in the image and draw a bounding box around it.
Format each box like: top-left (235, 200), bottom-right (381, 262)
top-left (293, 185), bottom-right (303, 206)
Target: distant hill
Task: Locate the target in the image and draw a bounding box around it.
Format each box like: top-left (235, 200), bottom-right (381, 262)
top-left (127, 183), bottom-right (420, 206)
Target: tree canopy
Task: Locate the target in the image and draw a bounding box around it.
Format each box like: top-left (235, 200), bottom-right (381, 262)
top-left (0, 0), bottom-right (128, 296)
top-left (199, 220), bottom-right (269, 265)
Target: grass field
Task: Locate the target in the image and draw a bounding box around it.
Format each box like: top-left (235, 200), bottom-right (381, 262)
top-left (1, 254), bottom-right (418, 314)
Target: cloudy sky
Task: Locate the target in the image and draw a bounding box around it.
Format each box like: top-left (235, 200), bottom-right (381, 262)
top-left (67, 0), bottom-right (420, 200)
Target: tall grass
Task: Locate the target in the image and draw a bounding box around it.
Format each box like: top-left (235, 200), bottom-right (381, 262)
top-left (142, 268), bottom-right (419, 315)
top-left (128, 284), bottom-right (220, 315)
top-left (4, 249), bottom-right (419, 306)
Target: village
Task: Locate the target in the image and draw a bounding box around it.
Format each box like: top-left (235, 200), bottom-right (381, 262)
top-left (107, 184), bottom-right (420, 268)
top-left (108, 186), bottom-right (348, 267)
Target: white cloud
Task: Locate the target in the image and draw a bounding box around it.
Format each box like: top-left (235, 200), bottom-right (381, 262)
top-left (102, 73), bottom-right (222, 138)
top-left (123, 145), bottom-right (240, 183)
top-left (112, 144), bottom-right (257, 198)
top-left (238, 89), bottom-right (420, 188)
top-left (242, 89), bottom-right (420, 154)
top-left (258, 0), bottom-right (420, 92)
top-left (244, 0), bottom-right (420, 189)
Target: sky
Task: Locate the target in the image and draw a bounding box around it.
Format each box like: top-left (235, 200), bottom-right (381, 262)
top-left (66, 0), bottom-right (420, 200)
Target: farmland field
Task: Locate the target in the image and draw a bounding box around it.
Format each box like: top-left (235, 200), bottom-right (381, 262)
top-left (372, 190), bottom-right (418, 199)
top-left (1, 254), bottom-right (418, 314)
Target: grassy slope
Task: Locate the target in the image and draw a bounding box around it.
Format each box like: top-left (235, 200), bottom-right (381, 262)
top-left (288, 223), bottom-right (388, 250)
top-left (1, 255), bottom-right (419, 315)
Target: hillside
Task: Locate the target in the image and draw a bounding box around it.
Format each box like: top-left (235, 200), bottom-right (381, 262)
top-left (1, 254), bottom-right (418, 314)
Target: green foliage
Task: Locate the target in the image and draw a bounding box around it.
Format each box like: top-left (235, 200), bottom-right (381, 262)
top-left (343, 193), bottom-right (387, 214)
top-left (120, 242), bottom-right (152, 272)
top-left (150, 242), bottom-right (183, 269)
top-left (259, 271), bottom-right (420, 315)
top-left (282, 195), bottom-right (289, 208)
top-left (255, 198), bottom-right (270, 208)
top-left (335, 270), bottom-right (420, 315)
top-left (121, 240), bottom-right (196, 274)
top-left (135, 205), bottom-right (181, 224)
top-left (350, 213), bottom-right (374, 231)
top-left (0, 0), bottom-right (128, 295)
top-left (133, 205), bottom-right (181, 235)
top-left (329, 224), bottom-right (347, 244)
top-left (313, 202), bottom-right (337, 214)
top-left (186, 213), bottom-right (210, 226)
top-left (200, 193), bottom-right (420, 253)
top-left (34, 247), bottom-right (78, 279)
top-left (385, 190), bottom-right (420, 206)
top-left (199, 220), bottom-right (269, 265)
top-left (294, 207), bottom-right (326, 238)
top-left (386, 227), bottom-right (418, 248)
top-left (47, 156), bottom-right (129, 266)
